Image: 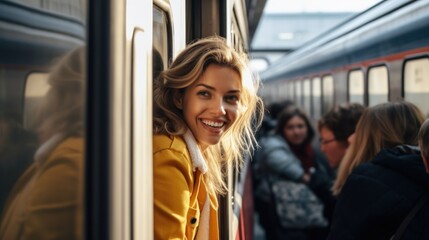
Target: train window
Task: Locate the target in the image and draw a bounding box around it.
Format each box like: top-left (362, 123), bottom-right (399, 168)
top-left (0, 0), bottom-right (87, 237)
top-left (368, 65), bottom-right (388, 106)
top-left (312, 77), bottom-right (322, 120)
top-left (348, 70), bottom-right (365, 105)
top-left (280, 81), bottom-right (289, 100)
top-left (287, 82), bottom-right (294, 101)
top-left (275, 82), bottom-right (281, 101)
top-left (303, 79), bottom-right (311, 115)
top-left (322, 75), bottom-right (334, 114)
top-left (153, 6), bottom-right (169, 78)
top-left (295, 80), bottom-right (302, 106)
top-left (404, 58), bottom-right (429, 116)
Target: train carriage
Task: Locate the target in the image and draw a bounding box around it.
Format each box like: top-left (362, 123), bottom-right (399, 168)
top-left (260, 0), bottom-right (429, 119)
top-left (0, 0), bottom-right (266, 239)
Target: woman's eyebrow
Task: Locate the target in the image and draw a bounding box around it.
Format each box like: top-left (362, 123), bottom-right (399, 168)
top-left (196, 83), bottom-right (241, 93)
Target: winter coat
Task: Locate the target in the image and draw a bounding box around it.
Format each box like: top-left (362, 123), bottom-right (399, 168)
top-left (253, 134), bottom-right (333, 203)
top-left (328, 145), bottom-right (429, 240)
top-left (153, 134), bottom-right (219, 240)
top-left (0, 136), bottom-right (84, 240)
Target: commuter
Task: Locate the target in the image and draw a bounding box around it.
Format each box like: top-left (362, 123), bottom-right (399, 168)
top-left (419, 118), bottom-right (429, 172)
top-left (318, 103), bottom-right (365, 171)
top-left (252, 100), bottom-right (295, 188)
top-left (254, 105), bottom-right (334, 240)
top-left (152, 36), bottom-right (263, 239)
top-left (328, 101), bottom-right (429, 240)
top-left (256, 100), bottom-right (295, 140)
top-left (0, 47), bottom-right (85, 240)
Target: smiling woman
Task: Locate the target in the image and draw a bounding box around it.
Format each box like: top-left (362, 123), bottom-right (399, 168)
top-left (152, 36), bottom-right (263, 240)
top-left (178, 64), bottom-right (241, 150)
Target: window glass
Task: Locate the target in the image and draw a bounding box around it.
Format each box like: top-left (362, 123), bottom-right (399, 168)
top-left (23, 73), bottom-right (51, 131)
top-left (287, 82), bottom-right (294, 102)
top-left (303, 79), bottom-right (311, 115)
top-left (322, 75), bottom-right (334, 114)
top-left (348, 70), bottom-right (365, 104)
top-left (312, 77), bottom-right (322, 119)
top-left (153, 6), bottom-right (169, 79)
top-left (404, 58), bottom-right (429, 116)
top-left (279, 82), bottom-right (288, 100)
top-left (276, 82), bottom-right (282, 101)
top-left (368, 65), bottom-right (388, 106)
top-left (0, 1), bottom-right (87, 238)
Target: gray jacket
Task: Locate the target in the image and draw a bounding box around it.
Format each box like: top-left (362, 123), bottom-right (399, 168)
top-left (259, 134), bottom-right (304, 181)
top-left (253, 134), bottom-right (304, 202)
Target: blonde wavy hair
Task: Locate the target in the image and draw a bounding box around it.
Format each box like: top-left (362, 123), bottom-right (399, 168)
top-left (332, 101), bottom-right (425, 195)
top-left (153, 36), bottom-right (264, 194)
top-left (36, 47), bottom-right (85, 142)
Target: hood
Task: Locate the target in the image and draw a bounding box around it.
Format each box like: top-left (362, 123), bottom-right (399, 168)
top-left (372, 145), bottom-right (429, 187)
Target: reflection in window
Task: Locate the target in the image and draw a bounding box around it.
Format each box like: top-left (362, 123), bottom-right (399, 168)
top-left (1, 48), bottom-right (86, 240)
top-left (404, 58), bottom-right (429, 116)
top-left (0, 0), bottom-right (87, 238)
top-left (153, 6), bottom-right (169, 79)
top-left (368, 66), bottom-right (388, 106)
top-left (24, 73), bottom-right (50, 131)
top-left (348, 70), bottom-right (364, 105)
top-left (322, 75), bottom-right (334, 114)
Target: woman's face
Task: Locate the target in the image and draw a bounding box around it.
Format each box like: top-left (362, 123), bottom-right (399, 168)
top-left (179, 64), bottom-right (241, 150)
top-left (283, 115), bottom-right (308, 146)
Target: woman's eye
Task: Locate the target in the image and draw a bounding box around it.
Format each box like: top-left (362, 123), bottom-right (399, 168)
top-left (225, 95), bottom-right (239, 103)
top-left (197, 91), bottom-right (209, 97)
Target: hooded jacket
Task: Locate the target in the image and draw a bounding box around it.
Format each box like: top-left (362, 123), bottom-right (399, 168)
top-left (328, 145), bottom-right (429, 240)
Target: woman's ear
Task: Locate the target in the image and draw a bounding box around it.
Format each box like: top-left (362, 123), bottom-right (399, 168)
top-left (173, 92), bottom-right (183, 110)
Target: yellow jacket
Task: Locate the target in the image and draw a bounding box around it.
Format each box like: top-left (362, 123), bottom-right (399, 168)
top-left (153, 134), bottom-right (219, 240)
top-left (0, 137), bottom-right (84, 240)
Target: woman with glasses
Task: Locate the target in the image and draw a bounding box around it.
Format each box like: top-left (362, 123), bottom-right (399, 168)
top-left (318, 103), bottom-right (365, 172)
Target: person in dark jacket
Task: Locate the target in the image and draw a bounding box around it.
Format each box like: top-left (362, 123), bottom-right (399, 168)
top-left (328, 101), bottom-right (429, 240)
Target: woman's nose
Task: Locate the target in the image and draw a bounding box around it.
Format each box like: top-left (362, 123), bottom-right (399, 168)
top-left (210, 98), bottom-right (226, 115)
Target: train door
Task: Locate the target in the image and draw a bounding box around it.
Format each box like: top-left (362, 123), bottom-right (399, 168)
top-left (0, 0), bottom-right (181, 239)
top-left (88, 0), bottom-right (183, 239)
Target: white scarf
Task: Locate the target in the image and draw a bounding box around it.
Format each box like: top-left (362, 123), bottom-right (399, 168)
top-left (183, 130), bottom-right (208, 173)
top-left (34, 133), bottom-right (65, 165)
top-left (182, 130), bottom-right (210, 240)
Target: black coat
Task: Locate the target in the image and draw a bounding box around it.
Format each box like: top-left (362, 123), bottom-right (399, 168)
top-left (328, 145), bottom-right (429, 240)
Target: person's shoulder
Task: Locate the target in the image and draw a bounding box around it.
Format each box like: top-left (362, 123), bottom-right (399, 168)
top-left (153, 134), bottom-right (193, 174)
top-left (260, 134), bottom-right (284, 148)
top-left (153, 134), bottom-right (187, 153)
top-left (49, 137), bottom-right (84, 162)
top-left (56, 137), bottom-right (84, 152)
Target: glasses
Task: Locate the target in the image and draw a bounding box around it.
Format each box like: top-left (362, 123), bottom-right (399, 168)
top-left (319, 138), bottom-right (336, 145)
